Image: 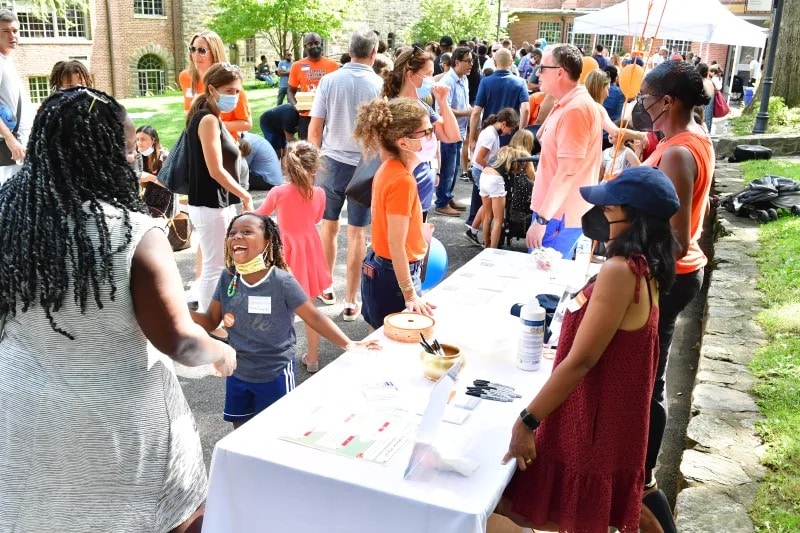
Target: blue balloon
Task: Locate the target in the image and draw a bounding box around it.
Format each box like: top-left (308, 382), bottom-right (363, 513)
top-left (421, 237), bottom-right (448, 291)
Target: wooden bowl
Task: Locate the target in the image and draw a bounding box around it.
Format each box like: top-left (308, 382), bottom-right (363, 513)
top-left (383, 312), bottom-right (435, 343)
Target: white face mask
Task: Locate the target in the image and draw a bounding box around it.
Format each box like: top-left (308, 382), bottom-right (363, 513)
top-left (140, 146), bottom-right (154, 157)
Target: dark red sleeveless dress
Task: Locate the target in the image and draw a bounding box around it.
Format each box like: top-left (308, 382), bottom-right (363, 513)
top-left (503, 255), bottom-right (660, 532)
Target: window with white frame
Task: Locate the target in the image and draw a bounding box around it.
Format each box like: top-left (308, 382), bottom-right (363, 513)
top-left (596, 34), bottom-right (622, 55)
top-left (18, 5), bottom-right (89, 39)
top-left (663, 39), bottom-right (692, 56)
top-left (137, 54), bottom-right (166, 96)
top-left (538, 22), bottom-right (562, 45)
top-left (28, 76), bottom-right (49, 103)
top-left (566, 23), bottom-right (592, 52)
top-left (134, 0), bottom-right (164, 16)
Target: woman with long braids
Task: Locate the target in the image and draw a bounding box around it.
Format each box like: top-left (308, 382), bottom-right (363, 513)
top-left (187, 63), bottom-right (254, 312)
top-left (0, 87), bottom-right (236, 532)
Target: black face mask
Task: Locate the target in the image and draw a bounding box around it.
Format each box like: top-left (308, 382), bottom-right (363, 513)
top-left (631, 98), bottom-right (667, 132)
top-left (581, 205), bottom-right (628, 242)
top-left (307, 46), bottom-right (322, 59)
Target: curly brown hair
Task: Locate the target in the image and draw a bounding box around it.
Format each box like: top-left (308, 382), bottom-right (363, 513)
top-left (353, 98), bottom-right (428, 160)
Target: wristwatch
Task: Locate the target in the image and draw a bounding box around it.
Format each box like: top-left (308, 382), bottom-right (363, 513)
top-left (519, 409), bottom-right (540, 431)
top-left (532, 212), bottom-right (549, 226)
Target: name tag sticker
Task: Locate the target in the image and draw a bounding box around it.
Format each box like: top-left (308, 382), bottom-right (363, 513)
top-left (301, 65), bottom-right (311, 71)
top-left (248, 296), bottom-right (272, 314)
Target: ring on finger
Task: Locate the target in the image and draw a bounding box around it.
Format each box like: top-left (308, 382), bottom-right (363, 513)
top-left (525, 458), bottom-right (532, 465)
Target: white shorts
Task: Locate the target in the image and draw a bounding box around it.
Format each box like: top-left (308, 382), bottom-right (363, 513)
top-left (479, 171), bottom-right (506, 198)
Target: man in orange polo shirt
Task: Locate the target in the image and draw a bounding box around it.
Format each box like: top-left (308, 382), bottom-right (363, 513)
top-left (288, 32), bottom-right (339, 139)
top-left (526, 44), bottom-right (602, 257)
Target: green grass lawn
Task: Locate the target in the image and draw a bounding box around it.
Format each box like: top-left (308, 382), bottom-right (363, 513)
top-left (121, 85), bottom-right (280, 149)
top-left (739, 159), bottom-right (800, 531)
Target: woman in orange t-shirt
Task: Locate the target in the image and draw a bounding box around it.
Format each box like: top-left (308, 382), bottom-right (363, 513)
top-left (179, 30), bottom-right (252, 138)
top-left (352, 98), bottom-right (435, 329)
top-left (633, 59), bottom-right (713, 530)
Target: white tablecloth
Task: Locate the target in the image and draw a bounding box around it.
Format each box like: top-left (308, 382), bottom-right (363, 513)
top-left (203, 249), bottom-right (590, 533)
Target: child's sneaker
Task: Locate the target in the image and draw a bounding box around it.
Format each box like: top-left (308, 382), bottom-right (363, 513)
top-left (342, 302), bottom-right (360, 322)
top-left (317, 288), bottom-right (336, 305)
top-left (464, 228), bottom-right (482, 247)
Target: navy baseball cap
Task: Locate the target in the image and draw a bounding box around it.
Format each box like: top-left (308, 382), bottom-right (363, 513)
top-left (579, 166), bottom-right (679, 220)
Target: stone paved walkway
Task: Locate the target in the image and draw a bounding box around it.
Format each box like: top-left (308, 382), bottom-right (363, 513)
top-left (673, 160), bottom-right (768, 532)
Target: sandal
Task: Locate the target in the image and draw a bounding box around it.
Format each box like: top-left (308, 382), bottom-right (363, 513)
top-left (301, 354), bottom-right (319, 373)
top-left (639, 484), bottom-right (677, 533)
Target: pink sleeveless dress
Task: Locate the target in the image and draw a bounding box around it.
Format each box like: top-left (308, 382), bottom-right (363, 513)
top-left (504, 255), bottom-right (659, 532)
top-left (256, 184), bottom-right (332, 298)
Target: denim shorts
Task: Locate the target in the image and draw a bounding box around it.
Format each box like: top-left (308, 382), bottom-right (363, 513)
top-left (318, 155), bottom-right (371, 227)
top-left (223, 362), bottom-right (295, 423)
top-left (361, 250), bottom-right (422, 330)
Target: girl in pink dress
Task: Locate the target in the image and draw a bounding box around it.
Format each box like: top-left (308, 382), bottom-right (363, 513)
top-left (256, 141), bottom-right (332, 373)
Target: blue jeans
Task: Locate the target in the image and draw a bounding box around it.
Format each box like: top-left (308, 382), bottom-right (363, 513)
top-left (435, 141), bottom-right (462, 208)
top-left (466, 167), bottom-right (483, 226)
top-left (361, 250), bottom-right (422, 330)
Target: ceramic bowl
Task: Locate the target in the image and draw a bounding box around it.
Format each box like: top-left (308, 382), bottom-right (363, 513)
top-left (419, 343), bottom-right (464, 381)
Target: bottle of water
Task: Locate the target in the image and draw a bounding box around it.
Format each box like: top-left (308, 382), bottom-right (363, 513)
top-left (547, 282), bottom-right (582, 349)
top-left (517, 298), bottom-right (545, 371)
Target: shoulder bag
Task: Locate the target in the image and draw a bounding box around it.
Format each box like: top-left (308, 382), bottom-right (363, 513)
top-left (0, 96), bottom-right (22, 167)
top-left (345, 155), bottom-right (382, 208)
top-left (713, 89), bottom-right (730, 119)
top-left (159, 130), bottom-right (190, 194)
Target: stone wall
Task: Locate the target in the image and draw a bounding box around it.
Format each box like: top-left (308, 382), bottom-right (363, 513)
top-left (715, 133), bottom-right (800, 160)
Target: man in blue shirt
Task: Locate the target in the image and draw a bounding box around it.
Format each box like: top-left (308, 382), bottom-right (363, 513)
top-left (276, 49), bottom-right (293, 106)
top-left (591, 44), bottom-right (609, 70)
top-left (467, 48), bottom-right (529, 226)
top-left (241, 132), bottom-right (283, 190)
top-left (434, 47), bottom-right (473, 217)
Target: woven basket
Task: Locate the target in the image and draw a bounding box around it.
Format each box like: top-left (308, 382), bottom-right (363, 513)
top-left (383, 312), bottom-right (435, 343)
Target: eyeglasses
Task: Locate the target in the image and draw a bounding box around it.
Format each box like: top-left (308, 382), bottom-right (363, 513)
top-left (635, 93), bottom-right (661, 106)
top-left (189, 45), bottom-right (209, 56)
top-left (408, 127), bottom-right (433, 140)
top-left (539, 65), bottom-right (562, 73)
top-left (412, 43), bottom-right (427, 56)
top-left (219, 62), bottom-right (240, 72)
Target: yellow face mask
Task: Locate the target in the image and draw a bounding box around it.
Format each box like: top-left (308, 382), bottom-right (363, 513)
top-left (234, 249), bottom-right (268, 275)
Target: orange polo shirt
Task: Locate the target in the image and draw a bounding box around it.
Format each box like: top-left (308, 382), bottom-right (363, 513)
top-left (287, 57), bottom-right (339, 117)
top-left (371, 158), bottom-right (427, 261)
top-left (178, 69), bottom-right (251, 139)
top-left (643, 131), bottom-right (714, 275)
top-left (531, 85), bottom-right (602, 227)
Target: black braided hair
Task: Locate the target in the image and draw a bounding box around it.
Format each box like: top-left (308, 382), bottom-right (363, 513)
top-left (223, 213), bottom-right (289, 275)
top-left (0, 87), bottom-right (146, 339)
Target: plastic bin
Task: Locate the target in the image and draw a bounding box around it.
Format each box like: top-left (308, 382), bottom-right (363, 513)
top-left (744, 86), bottom-right (755, 106)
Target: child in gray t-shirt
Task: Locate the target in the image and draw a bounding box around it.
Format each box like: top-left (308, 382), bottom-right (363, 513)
top-left (191, 213), bottom-right (380, 428)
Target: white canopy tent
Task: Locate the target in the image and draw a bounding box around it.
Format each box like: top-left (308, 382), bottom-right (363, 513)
top-left (572, 0), bottom-right (767, 48)
top-left (572, 0), bottom-right (768, 102)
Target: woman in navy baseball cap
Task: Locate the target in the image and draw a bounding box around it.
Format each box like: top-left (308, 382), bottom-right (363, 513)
top-left (499, 165), bottom-right (679, 532)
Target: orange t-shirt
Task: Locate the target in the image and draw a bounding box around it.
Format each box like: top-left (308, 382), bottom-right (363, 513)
top-left (179, 69), bottom-right (251, 139)
top-left (531, 85), bottom-right (602, 227)
top-left (643, 131), bottom-right (714, 275)
top-left (528, 92), bottom-right (545, 126)
top-left (287, 57), bottom-right (339, 117)
top-left (370, 158), bottom-right (427, 261)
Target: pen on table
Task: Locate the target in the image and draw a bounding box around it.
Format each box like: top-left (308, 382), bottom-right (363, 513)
top-left (469, 386), bottom-right (522, 398)
top-left (465, 391), bottom-right (513, 402)
top-left (466, 386), bottom-right (519, 399)
top-left (474, 379), bottom-right (517, 391)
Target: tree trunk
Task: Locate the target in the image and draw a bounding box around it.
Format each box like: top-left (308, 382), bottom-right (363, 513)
top-left (771, 0), bottom-right (800, 107)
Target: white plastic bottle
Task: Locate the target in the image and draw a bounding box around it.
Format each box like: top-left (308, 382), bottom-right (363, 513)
top-left (547, 282), bottom-right (582, 349)
top-left (517, 298), bottom-right (546, 371)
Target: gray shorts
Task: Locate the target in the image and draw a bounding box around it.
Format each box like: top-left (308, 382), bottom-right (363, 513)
top-left (318, 155), bottom-right (371, 227)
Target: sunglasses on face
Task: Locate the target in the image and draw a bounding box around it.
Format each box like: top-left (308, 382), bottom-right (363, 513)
top-left (219, 62), bottom-right (240, 72)
top-left (408, 127), bottom-right (433, 140)
top-left (189, 45), bottom-right (209, 56)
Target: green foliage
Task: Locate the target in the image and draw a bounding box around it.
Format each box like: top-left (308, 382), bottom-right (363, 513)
top-left (408, 0), bottom-right (494, 45)
top-left (743, 159), bottom-right (800, 529)
top-left (730, 97), bottom-right (800, 136)
top-left (210, 0), bottom-right (351, 58)
top-left (22, 0), bottom-right (88, 17)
